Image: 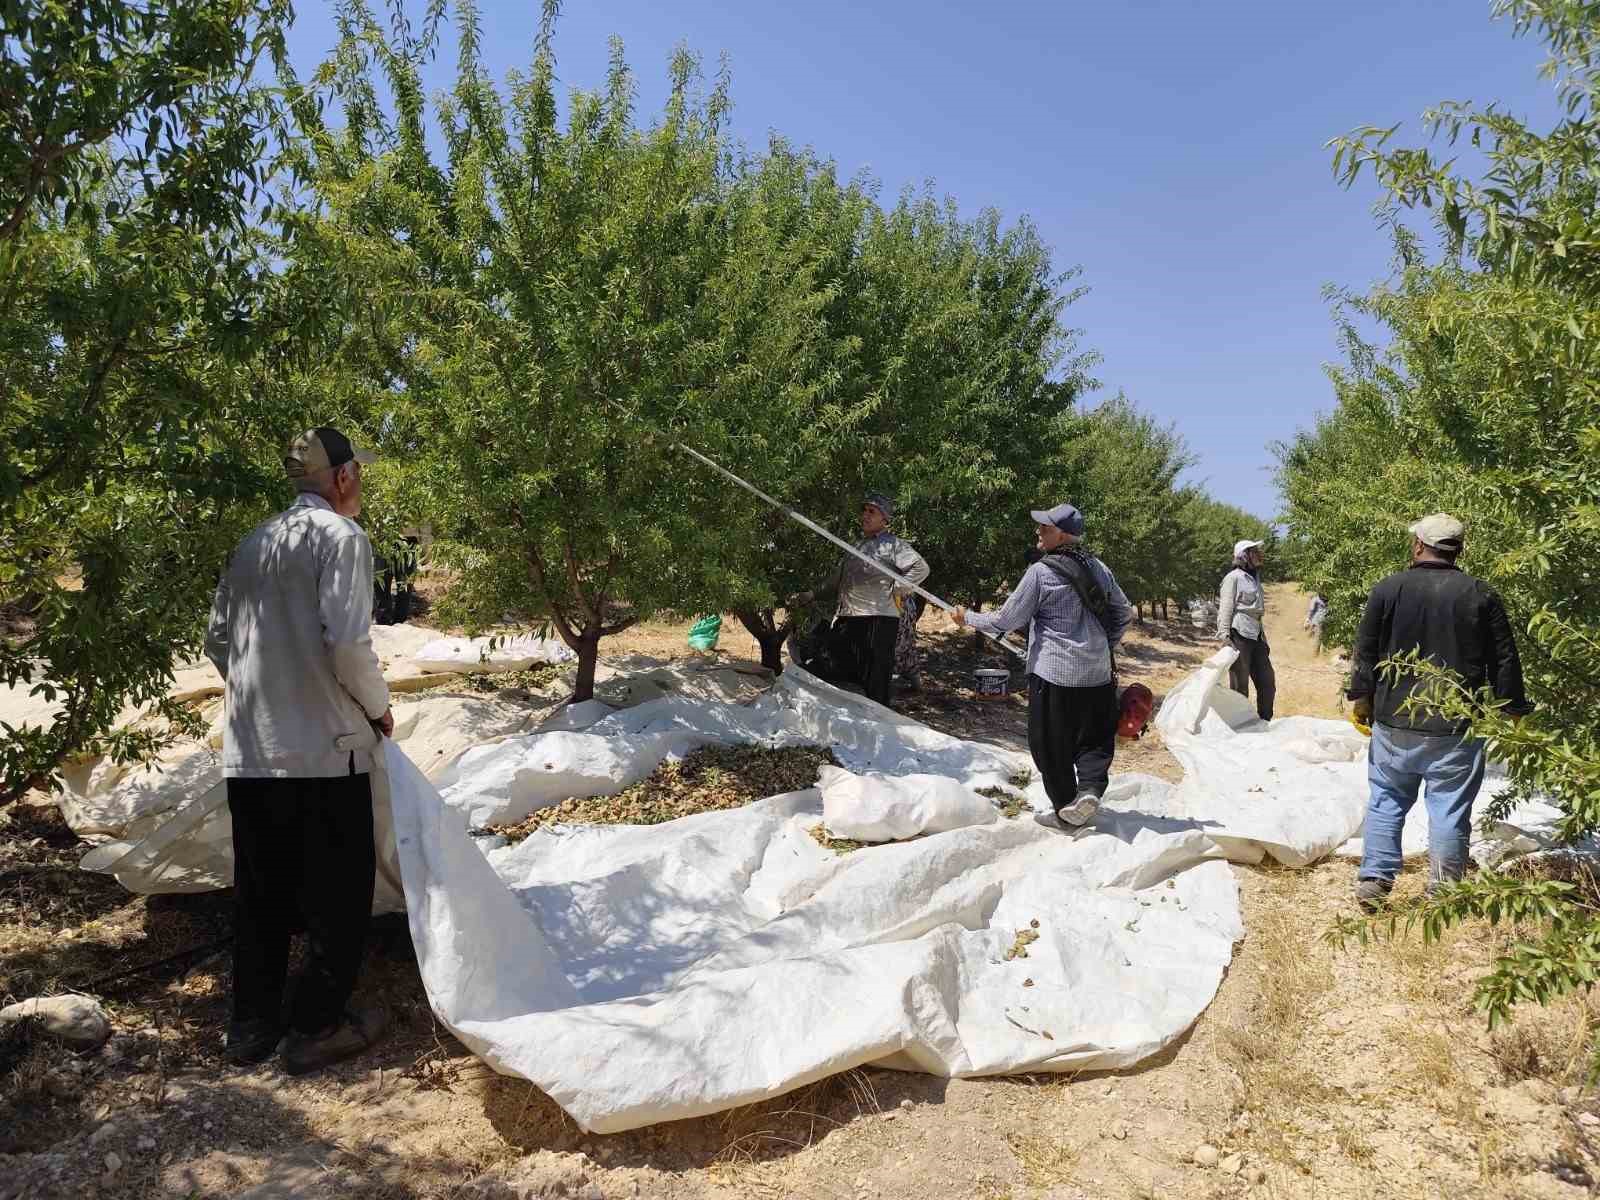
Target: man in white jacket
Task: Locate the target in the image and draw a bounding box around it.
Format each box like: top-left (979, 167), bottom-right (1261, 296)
top-left (1217, 538), bottom-right (1275, 720)
top-left (204, 427), bottom-right (392, 1073)
top-left (792, 493), bottom-right (929, 709)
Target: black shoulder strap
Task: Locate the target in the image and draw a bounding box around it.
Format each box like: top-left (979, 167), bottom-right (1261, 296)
top-left (1037, 552), bottom-right (1118, 679)
top-left (1039, 552), bottom-right (1110, 629)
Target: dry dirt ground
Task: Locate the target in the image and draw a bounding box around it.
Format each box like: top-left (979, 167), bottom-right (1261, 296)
top-left (3, 585), bottom-right (1597, 1199)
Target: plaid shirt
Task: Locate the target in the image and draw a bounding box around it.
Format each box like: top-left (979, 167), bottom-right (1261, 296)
top-left (967, 554), bottom-right (1134, 687)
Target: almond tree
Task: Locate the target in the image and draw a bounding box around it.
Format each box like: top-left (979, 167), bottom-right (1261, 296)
top-left (1287, 0), bottom-right (1600, 1043)
top-left (304, 0), bottom-right (848, 699)
top-left (0, 0), bottom-right (309, 803)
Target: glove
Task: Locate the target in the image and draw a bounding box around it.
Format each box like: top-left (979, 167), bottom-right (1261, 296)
top-left (1349, 696), bottom-right (1373, 736)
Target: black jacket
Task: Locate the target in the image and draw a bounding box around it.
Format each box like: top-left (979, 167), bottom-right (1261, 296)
top-left (1348, 560), bottom-right (1531, 734)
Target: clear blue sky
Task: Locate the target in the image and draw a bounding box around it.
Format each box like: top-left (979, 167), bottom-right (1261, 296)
top-left (284, 2), bottom-right (1563, 521)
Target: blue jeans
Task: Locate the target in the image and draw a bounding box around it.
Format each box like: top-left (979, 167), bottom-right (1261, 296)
top-left (1358, 724), bottom-right (1486, 885)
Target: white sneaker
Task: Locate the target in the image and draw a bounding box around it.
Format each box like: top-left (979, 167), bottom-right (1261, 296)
top-left (1056, 791), bottom-right (1100, 827)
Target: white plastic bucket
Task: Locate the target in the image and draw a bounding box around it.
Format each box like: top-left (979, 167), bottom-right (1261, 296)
top-left (973, 668), bottom-right (1010, 700)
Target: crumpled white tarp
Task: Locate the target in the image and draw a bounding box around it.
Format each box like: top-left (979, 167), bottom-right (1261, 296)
top-left (413, 633), bottom-right (577, 674)
top-left (76, 694), bottom-right (552, 906)
top-left (817, 763), bottom-right (997, 841)
top-left (383, 715), bottom-right (1242, 1132)
top-left (1150, 645), bottom-right (1576, 869)
top-left (67, 647), bottom-right (1580, 1134)
top-left (62, 655), bottom-right (775, 901)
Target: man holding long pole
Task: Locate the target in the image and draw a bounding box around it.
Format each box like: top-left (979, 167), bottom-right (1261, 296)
top-left (791, 493), bottom-right (929, 709)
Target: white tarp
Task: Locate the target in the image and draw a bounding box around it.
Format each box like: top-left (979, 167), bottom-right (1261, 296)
top-left (76, 694), bottom-right (552, 905)
top-left (1151, 645), bottom-right (1578, 869)
top-left (65, 650), bottom-right (1581, 1133)
top-left (817, 763), bottom-right (998, 841)
top-left (413, 633), bottom-right (577, 674)
top-left (384, 732), bottom-right (1242, 1132)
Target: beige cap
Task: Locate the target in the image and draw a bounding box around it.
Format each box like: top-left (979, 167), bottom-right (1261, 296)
top-left (1409, 512), bottom-right (1464, 551)
top-left (283, 427), bottom-right (378, 478)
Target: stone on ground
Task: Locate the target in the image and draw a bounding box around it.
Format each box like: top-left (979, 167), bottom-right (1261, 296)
top-left (0, 995), bottom-right (111, 1049)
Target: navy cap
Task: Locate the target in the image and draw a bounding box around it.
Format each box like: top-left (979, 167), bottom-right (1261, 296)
top-left (863, 492), bottom-right (896, 520)
top-left (1029, 503), bottom-right (1085, 536)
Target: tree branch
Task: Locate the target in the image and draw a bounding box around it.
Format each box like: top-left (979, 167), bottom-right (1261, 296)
top-left (524, 544), bottom-right (579, 649)
top-left (599, 614), bottom-right (639, 638)
top-left (561, 533), bottom-right (598, 623)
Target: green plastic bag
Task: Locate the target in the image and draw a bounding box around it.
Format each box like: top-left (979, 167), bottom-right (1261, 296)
top-left (687, 614), bottom-right (722, 652)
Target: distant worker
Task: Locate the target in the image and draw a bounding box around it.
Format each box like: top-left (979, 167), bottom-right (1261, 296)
top-left (1217, 539), bottom-right (1275, 721)
top-left (791, 493), bottom-right (929, 709)
top-left (952, 503), bottom-right (1133, 828)
top-left (1305, 592), bottom-right (1327, 632)
top-left (1305, 591), bottom-right (1328, 653)
top-left (1348, 514), bottom-right (1531, 911)
top-left (204, 427), bottom-right (392, 1073)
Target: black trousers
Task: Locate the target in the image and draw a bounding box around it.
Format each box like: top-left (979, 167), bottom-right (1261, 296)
top-left (1027, 675), bottom-right (1118, 810)
top-left (227, 774), bottom-right (376, 1036)
top-left (1228, 631), bottom-right (1277, 721)
top-left (827, 615), bottom-right (900, 708)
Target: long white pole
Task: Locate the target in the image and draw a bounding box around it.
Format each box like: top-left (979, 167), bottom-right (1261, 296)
top-left (665, 438), bottom-right (1028, 662)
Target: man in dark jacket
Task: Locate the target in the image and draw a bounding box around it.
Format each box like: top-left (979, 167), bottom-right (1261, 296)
top-left (1347, 513), bottom-right (1531, 910)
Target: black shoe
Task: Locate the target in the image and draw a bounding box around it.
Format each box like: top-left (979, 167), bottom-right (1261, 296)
top-left (224, 1017), bottom-right (283, 1066)
top-left (282, 1007), bottom-right (388, 1076)
top-left (1355, 878), bottom-right (1392, 913)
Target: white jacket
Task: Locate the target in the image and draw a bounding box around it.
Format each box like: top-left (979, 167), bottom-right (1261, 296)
top-left (1217, 566), bottom-right (1266, 641)
top-left (829, 533), bottom-right (930, 619)
top-left (205, 493), bottom-right (390, 778)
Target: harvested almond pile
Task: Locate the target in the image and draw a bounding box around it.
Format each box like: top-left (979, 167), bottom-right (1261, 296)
top-left (808, 823), bottom-right (869, 855)
top-left (488, 744), bottom-right (838, 841)
top-left (1003, 921), bottom-right (1041, 961)
top-left (977, 786), bottom-right (1026, 819)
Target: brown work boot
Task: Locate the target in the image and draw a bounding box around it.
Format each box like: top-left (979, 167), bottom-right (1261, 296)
top-left (281, 1007), bottom-right (388, 1076)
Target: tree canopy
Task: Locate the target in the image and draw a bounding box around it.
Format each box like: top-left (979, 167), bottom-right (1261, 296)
top-left (0, 0), bottom-right (1272, 784)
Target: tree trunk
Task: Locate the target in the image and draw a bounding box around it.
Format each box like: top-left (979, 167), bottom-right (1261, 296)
top-left (571, 632), bottom-right (602, 703)
top-left (734, 607), bottom-right (788, 673)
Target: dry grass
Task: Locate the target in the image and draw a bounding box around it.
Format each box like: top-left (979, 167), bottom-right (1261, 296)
top-left (1004, 1131), bottom-right (1078, 1188)
top-left (485, 744), bottom-right (837, 840)
top-left (1411, 1026), bottom-right (1466, 1092)
top-left (1489, 1000), bottom-right (1598, 1084)
top-left (708, 1068), bottom-right (883, 1192)
top-left (0, 1016), bottom-right (55, 1150)
top-left (1214, 871), bottom-right (1338, 1172)
top-left (1333, 1119), bottom-right (1375, 1165)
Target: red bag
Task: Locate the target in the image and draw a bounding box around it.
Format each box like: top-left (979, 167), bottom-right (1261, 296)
top-left (1117, 683), bottom-right (1154, 740)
